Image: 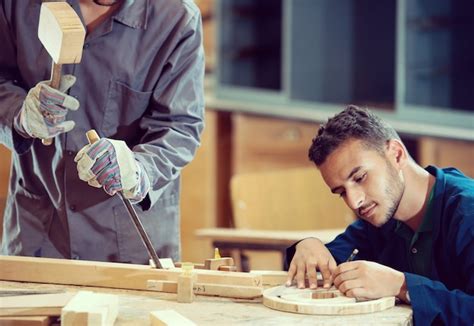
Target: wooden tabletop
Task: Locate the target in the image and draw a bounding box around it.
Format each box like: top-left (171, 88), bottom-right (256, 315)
top-left (0, 280), bottom-right (412, 325)
top-left (195, 228), bottom-right (344, 246)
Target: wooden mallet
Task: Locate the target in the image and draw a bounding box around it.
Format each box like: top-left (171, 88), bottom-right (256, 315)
top-left (38, 2), bottom-right (86, 145)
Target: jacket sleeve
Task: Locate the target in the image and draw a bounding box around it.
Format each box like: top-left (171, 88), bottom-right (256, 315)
top-left (0, 2), bottom-right (33, 153)
top-left (133, 6), bottom-right (205, 210)
top-left (285, 219), bottom-right (375, 268)
top-left (406, 273), bottom-right (474, 325)
top-left (408, 197), bottom-right (474, 325)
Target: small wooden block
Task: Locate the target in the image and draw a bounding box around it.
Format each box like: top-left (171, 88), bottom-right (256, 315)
top-left (174, 262), bottom-right (206, 269)
top-left (177, 274), bottom-right (195, 303)
top-left (61, 291), bottom-right (118, 326)
top-left (150, 310), bottom-right (196, 326)
top-left (0, 316), bottom-right (52, 326)
top-left (218, 265), bottom-right (237, 272)
top-left (204, 257), bottom-right (234, 270)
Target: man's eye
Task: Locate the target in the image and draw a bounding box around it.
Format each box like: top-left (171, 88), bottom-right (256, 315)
top-left (355, 173), bottom-right (367, 183)
top-left (339, 191), bottom-right (346, 198)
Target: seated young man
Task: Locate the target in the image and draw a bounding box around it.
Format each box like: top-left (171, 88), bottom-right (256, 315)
top-left (286, 105), bottom-right (473, 325)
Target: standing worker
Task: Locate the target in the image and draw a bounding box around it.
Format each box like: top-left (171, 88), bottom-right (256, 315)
top-left (0, 0), bottom-right (205, 264)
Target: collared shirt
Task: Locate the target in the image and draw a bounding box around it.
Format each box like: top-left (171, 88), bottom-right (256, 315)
top-left (0, 0), bottom-right (205, 263)
top-left (394, 185), bottom-right (435, 278)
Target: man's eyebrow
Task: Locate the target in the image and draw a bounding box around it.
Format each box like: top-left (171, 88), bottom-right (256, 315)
top-left (330, 166), bottom-right (362, 193)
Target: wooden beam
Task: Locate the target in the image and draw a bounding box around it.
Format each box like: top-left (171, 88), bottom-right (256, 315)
top-left (147, 280), bottom-right (262, 299)
top-left (0, 316), bottom-right (52, 326)
top-left (0, 256), bottom-right (262, 291)
top-left (0, 292), bottom-right (75, 317)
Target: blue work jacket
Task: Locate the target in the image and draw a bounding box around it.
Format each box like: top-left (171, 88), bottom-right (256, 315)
top-left (287, 166), bottom-right (474, 325)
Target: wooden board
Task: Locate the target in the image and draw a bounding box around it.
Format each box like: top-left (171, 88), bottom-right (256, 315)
top-left (0, 292), bottom-right (75, 317)
top-left (263, 285), bottom-right (395, 315)
top-left (147, 280), bottom-right (262, 299)
top-left (0, 316), bottom-right (52, 326)
top-left (0, 256), bottom-right (262, 291)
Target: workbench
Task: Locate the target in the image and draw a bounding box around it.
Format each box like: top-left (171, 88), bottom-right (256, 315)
top-left (1, 280), bottom-right (413, 325)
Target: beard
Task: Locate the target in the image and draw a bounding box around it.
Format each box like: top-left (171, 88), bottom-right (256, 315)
top-left (93, 0), bottom-right (122, 6)
top-left (382, 160), bottom-right (405, 224)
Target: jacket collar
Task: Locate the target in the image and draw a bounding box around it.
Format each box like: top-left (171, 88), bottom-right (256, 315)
top-left (114, 0), bottom-right (149, 30)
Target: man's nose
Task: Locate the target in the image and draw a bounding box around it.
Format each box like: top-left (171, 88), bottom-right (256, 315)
top-left (345, 188), bottom-right (364, 210)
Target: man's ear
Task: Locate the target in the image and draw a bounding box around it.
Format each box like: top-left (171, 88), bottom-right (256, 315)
top-left (386, 139), bottom-right (408, 168)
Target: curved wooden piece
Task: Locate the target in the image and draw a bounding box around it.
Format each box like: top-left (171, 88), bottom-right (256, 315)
top-left (263, 285), bottom-right (395, 315)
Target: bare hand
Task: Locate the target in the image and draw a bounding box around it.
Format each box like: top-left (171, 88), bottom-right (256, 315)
top-left (286, 238), bottom-right (337, 289)
top-left (333, 260), bottom-right (405, 299)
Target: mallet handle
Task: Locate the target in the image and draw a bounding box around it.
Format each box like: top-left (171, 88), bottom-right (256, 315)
top-left (42, 62), bottom-right (63, 146)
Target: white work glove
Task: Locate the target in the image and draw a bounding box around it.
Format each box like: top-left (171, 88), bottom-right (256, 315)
top-left (74, 138), bottom-right (151, 203)
top-left (17, 75), bottom-right (79, 139)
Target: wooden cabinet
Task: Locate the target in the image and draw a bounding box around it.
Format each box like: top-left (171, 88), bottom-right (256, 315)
top-left (232, 113), bottom-right (318, 174)
top-left (418, 137), bottom-right (474, 178)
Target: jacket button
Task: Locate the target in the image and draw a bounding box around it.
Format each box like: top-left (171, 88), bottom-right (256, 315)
top-left (411, 247), bottom-right (418, 254)
top-left (70, 205), bottom-right (76, 211)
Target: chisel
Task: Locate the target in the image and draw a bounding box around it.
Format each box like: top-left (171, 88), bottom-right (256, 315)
top-left (86, 130), bottom-right (163, 269)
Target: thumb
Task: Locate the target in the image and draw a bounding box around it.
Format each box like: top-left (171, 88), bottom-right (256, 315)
top-left (59, 75), bottom-right (77, 93)
top-left (55, 120), bottom-right (76, 135)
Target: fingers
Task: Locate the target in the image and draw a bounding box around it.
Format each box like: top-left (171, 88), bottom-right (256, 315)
top-left (333, 267), bottom-right (358, 288)
top-left (40, 83), bottom-right (80, 111)
top-left (306, 262), bottom-right (318, 289)
top-left (295, 261), bottom-right (308, 288)
top-left (58, 75), bottom-right (77, 93)
top-left (337, 279), bottom-right (362, 294)
top-left (320, 258), bottom-right (336, 288)
top-left (286, 261), bottom-right (297, 286)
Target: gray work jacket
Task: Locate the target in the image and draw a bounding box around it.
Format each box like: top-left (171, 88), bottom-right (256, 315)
top-left (0, 0), bottom-right (205, 263)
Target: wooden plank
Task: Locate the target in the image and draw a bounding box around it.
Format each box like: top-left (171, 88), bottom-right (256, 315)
top-left (0, 256), bottom-right (262, 290)
top-left (0, 316), bottom-right (51, 326)
top-left (150, 310), bottom-right (196, 326)
top-left (0, 292), bottom-right (75, 317)
top-left (249, 270), bottom-right (288, 286)
top-left (61, 291), bottom-right (118, 326)
top-left (147, 280), bottom-right (262, 299)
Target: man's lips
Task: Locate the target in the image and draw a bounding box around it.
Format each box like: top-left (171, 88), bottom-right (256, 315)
top-left (359, 203), bottom-right (377, 218)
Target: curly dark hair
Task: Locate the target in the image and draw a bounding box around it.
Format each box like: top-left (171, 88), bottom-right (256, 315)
top-left (308, 105), bottom-right (401, 166)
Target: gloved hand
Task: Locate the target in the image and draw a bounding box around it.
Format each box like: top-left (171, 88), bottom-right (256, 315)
top-left (74, 138), bottom-right (150, 203)
top-left (16, 75), bottom-right (79, 139)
